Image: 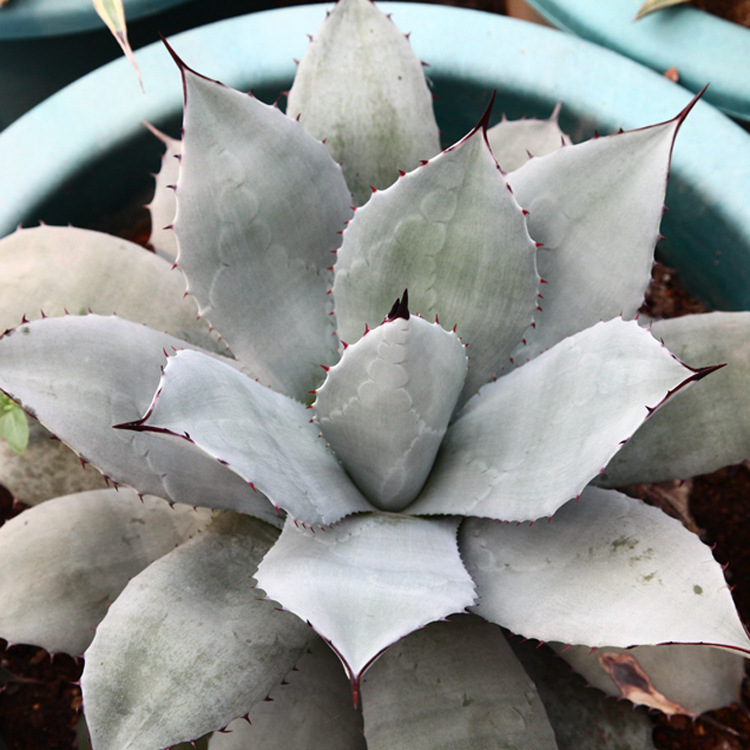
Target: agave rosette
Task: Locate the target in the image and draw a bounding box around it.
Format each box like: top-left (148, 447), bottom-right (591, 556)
top-left (0, 0), bottom-right (749, 747)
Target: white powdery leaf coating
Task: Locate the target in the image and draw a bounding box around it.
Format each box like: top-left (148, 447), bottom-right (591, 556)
top-left (0, 225), bottom-right (212, 349)
top-left (554, 642), bottom-right (746, 717)
top-left (487, 103), bottom-right (572, 173)
top-left (314, 314), bottom-right (467, 511)
top-left (82, 512), bottom-right (315, 750)
top-left (410, 318), bottom-right (692, 521)
top-left (0, 489), bottom-right (212, 656)
top-left (361, 616), bottom-right (557, 750)
top-left (333, 127), bottom-right (538, 404)
top-left (208, 644), bottom-right (365, 750)
top-left (144, 122), bottom-right (180, 261)
top-left (601, 311), bottom-right (750, 486)
top-left (0, 315), bottom-right (274, 521)
top-left (137, 349), bottom-right (371, 526)
top-left (256, 513), bottom-right (476, 686)
top-left (175, 68), bottom-right (352, 401)
top-left (462, 486), bottom-right (750, 654)
top-left (507, 116), bottom-right (681, 363)
top-left (287, 0), bottom-right (440, 206)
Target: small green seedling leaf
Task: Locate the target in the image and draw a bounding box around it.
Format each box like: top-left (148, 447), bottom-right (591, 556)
top-left (0, 394), bottom-right (27, 454)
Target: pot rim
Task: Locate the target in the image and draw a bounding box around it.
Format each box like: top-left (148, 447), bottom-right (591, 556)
top-left (523, 0), bottom-right (750, 122)
top-left (0, 2), bottom-right (748, 305)
top-left (0, 0), bottom-right (191, 39)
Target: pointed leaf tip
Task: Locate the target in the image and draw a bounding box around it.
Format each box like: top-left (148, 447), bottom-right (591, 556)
top-left (478, 90), bottom-right (497, 135)
top-left (456, 92), bottom-right (497, 151)
top-left (256, 514), bottom-right (476, 691)
top-left (160, 32), bottom-right (187, 72)
top-left (384, 289), bottom-right (410, 322)
top-left (314, 312), bottom-right (467, 511)
top-left (174, 69), bottom-right (351, 400)
top-left (687, 361), bottom-right (726, 381)
top-left (675, 85), bottom-right (708, 131)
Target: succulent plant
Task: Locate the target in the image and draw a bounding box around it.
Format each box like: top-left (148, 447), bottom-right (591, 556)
top-left (1, 0), bottom-right (750, 748)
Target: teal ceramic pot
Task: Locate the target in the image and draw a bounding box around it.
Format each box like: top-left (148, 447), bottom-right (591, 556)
top-left (0, 0), bottom-right (188, 37)
top-left (0, 2), bottom-right (748, 310)
top-left (522, 0), bottom-right (750, 122)
top-left (0, 0), bottom-right (256, 129)
top-left (0, 0), bottom-right (192, 129)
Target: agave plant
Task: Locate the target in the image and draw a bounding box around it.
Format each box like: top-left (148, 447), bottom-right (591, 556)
top-left (1, 0), bottom-right (749, 748)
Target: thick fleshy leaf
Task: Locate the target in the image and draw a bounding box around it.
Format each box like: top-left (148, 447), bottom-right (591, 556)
top-left (461, 486), bottom-right (750, 654)
top-left (208, 643), bottom-right (365, 750)
top-left (0, 225), bottom-right (214, 350)
top-left (314, 309), bottom-right (467, 511)
top-left (507, 111), bottom-right (687, 362)
top-left (554, 642), bottom-right (746, 716)
top-left (410, 319), bottom-right (696, 521)
top-left (0, 489), bottom-right (211, 655)
top-left (287, 0), bottom-right (440, 206)
top-left (82, 512), bottom-right (315, 750)
top-left (361, 615), bottom-right (557, 750)
top-left (173, 65), bottom-right (352, 401)
top-left (511, 639), bottom-right (656, 750)
top-left (0, 315), bottom-right (278, 523)
top-left (129, 348), bottom-right (371, 526)
top-left (333, 124), bottom-right (538, 403)
top-left (0, 419), bottom-right (108, 506)
top-left (144, 122), bottom-right (180, 260)
top-left (487, 104), bottom-right (571, 173)
top-left (255, 513), bottom-right (476, 699)
top-left (600, 312), bottom-right (750, 486)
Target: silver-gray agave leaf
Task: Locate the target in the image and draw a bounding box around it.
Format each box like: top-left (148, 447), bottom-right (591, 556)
top-left (0, 1), bottom-right (749, 748)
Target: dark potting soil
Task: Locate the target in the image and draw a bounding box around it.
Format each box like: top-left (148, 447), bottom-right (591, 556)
top-left (0, 485), bottom-right (82, 750)
top-left (693, 0), bottom-right (750, 26)
top-left (632, 266), bottom-right (750, 748)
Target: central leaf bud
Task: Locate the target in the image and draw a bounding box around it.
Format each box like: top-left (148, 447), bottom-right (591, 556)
top-left (313, 293), bottom-right (468, 511)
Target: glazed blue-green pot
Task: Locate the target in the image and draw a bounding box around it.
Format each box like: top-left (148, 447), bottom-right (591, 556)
top-left (0, 0), bottom-right (188, 37)
top-left (0, 0), bottom-right (255, 128)
top-left (522, 0), bottom-right (750, 122)
top-left (0, 2), bottom-right (748, 309)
